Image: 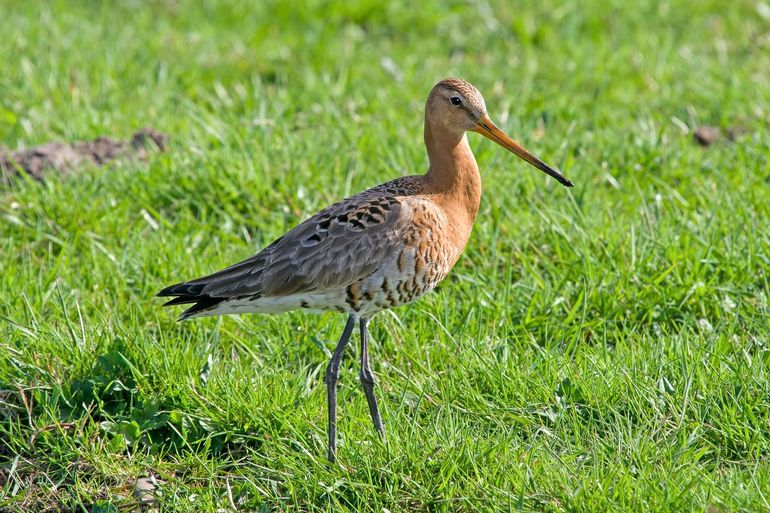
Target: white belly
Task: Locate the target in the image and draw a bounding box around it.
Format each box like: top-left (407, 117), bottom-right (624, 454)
top-left (189, 290), bottom-right (351, 318)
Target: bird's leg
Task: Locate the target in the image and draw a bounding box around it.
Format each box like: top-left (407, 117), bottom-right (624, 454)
top-left (324, 314), bottom-right (356, 463)
top-left (359, 317), bottom-right (386, 439)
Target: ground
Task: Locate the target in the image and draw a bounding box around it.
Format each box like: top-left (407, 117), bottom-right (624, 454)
top-left (1, 1), bottom-right (769, 511)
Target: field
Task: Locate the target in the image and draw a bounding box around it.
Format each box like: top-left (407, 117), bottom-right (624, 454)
top-left (2, 0), bottom-right (770, 511)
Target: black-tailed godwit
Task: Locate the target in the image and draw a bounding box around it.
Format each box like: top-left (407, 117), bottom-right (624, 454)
top-left (158, 78), bottom-right (573, 462)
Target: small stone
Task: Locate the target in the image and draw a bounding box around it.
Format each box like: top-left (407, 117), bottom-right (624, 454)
top-left (133, 476), bottom-right (156, 503)
top-left (693, 126), bottom-right (720, 146)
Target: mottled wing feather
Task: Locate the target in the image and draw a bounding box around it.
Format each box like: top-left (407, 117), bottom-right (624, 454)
top-left (176, 181), bottom-right (417, 300)
top-left (174, 251), bottom-right (271, 297)
top-left (252, 199), bottom-right (409, 296)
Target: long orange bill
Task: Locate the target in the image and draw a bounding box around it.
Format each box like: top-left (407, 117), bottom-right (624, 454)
top-left (474, 114), bottom-right (573, 187)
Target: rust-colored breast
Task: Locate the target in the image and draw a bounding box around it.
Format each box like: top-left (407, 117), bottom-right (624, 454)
top-left (343, 193), bottom-right (470, 315)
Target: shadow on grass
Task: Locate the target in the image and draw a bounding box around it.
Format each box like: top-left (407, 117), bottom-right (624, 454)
top-left (57, 338), bottom-right (266, 457)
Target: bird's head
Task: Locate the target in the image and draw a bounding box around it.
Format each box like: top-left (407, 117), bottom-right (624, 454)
top-left (426, 78), bottom-right (573, 187)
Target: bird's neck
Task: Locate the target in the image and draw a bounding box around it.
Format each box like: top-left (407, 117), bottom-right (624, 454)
top-left (423, 118), bottom-right (482, 227)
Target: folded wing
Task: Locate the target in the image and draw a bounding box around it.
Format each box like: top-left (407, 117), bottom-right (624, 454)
top-left (158, 185), bottom-right (414, 319)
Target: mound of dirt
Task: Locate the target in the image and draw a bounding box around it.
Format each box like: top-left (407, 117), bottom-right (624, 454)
top-left (0, 128), bottom-right (167, 184)
top-left (693, 125), bottom-right (748, 147)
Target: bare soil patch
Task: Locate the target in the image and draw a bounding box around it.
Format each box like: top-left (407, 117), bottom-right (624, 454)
top-left (1, 128), bottom-right (167, 184)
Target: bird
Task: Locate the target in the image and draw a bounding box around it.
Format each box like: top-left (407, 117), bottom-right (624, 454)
top-left (158, 78), bottom-right (573, 462)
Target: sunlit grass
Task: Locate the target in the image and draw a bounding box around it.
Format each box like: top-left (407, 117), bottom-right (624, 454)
top-left (1, 0), bottom-right (769, 511)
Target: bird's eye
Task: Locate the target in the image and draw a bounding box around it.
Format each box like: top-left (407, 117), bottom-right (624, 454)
top-left (450, 96), bottom-right (462, 106)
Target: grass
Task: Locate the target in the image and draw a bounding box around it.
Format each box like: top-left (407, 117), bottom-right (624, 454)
top-left (1, 0), bottom-right (769, 511)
